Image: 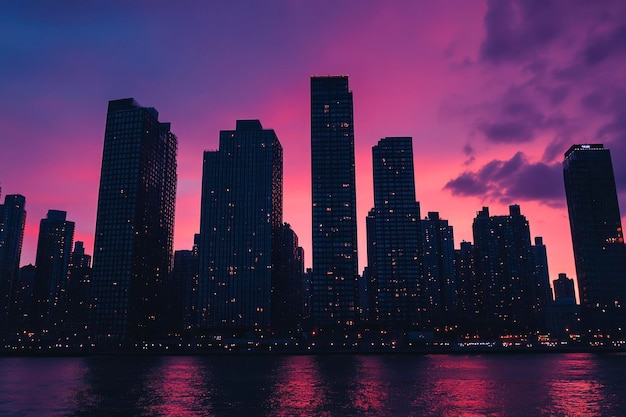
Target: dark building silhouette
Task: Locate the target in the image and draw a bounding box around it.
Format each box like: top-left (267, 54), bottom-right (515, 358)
top-left (272, 223), bottom-right (305, 336)
top-left (563, 144), bottom-right (626, 335)
top-left (0, 193), bottom-right (26, 336)
top-left (64, 241), bottom-right (91, 337)
top-left (421, 212), bottom-right (457, 331)
top-left (8, 264), bottom-right (35, 336)
top-left (366, 137), bottom-right (421, 327)
top-left (311, 75), bottom-right (359, 329)
top-left (455, 241), bottom-right (477, 334)
top-left (472, 205), bottom-right (541, 336)
top-left (31, 210), bottom-right (74, 335)
top-left (553, 273), bottom-right (576, 302)
top-left (172, 238), bottom-right (199, 334)
top-left (90, 98), bottom-right (177, 342)
top-left (198, 120), bottom-right (282, 334)
top-left (546, 273), bottom-right (580, 339)
top-left (532, 237), bottom-right (552, 308)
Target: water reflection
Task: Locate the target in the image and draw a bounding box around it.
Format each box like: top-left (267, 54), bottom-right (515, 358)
top-left (1, 353), bottom-right (626, 416)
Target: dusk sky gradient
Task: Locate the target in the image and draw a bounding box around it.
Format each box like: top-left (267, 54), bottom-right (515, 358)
top-left (2, 1), bottom-right (626, 298)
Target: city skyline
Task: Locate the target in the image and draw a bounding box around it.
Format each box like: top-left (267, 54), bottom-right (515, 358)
top-left (3, 1), bottom-right (626, 298)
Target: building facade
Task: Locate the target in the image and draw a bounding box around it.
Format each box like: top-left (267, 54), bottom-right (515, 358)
top-left (0, 193), bottom-right (26, 336)
top-left (472, 205), bottom-right (541, 336)
top-left (31, 210), bottom-right (75, 335)
top-left (198, 120), bottom-right (282, 333)
top-left (421, 212), bottom-right (457, 331)
top-left (310, 75), bottom-right (359, 329)
top-left (563, 144), bottom-right (626, 335)
top-left (366, 137), bottom-right (421, 327)
top-left (90, 98), bottom-right (177, 341)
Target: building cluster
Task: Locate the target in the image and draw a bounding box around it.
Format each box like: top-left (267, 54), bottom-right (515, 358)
top-left (1, 77), bottom-right (625, 351)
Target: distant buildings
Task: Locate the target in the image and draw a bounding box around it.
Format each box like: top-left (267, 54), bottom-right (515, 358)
top-left (8, 85), bottom-right (626, 349)
top-left (197, 120), bottom-right (289, 334)
top-left (31, 210), bottom-right (74, 334)
top-left (310, 75), bottom-right (359, 329)
top-left (421, 212), bottom-right (457, 330)
top-left (472, 205), bottom-right (543, 336)
top-left (90, 98), bottom-right (177, 341)
top-left (366, 137), bottom-right (421, 327)
top-left (563, 144), bottom-right (626, 335)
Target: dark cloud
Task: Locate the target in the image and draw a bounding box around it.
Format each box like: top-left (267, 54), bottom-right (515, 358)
top-left (583, 25), bottom-right (626, 66)
top-left (474, 89), bottom-right (549, 144)
top-left (480, 0), bottom-right (563, 64)
top-left (477, 121), bottom-right (534, 143)
top-left (444, 152), bottom-right (564, 206)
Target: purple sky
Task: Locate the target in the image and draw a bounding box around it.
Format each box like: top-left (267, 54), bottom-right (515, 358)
top-left (2, 1), bottom-right (626, 298)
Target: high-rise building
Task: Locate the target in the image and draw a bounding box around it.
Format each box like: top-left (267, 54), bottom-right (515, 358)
top-left (272, 223), bottom-right (305, 336)
top-left (31, 210), bottom-right (75, 334)
top-left (366, 137), bottom-right (421, 327)
top-left (65, 241), bottom-right (91, 337)
top-left (310, 75), bottom-right (359, 328)
top-left (198, 120), bottom-right (282, 333)
top-left (454, 241), bottom-right (476, 333)
top-left (172, 236), bottom-right (199, 334)
top-left (532, 237), bottom-right (552, 307)
top-left (0, 193), bottom-right (26, 335)
top-left (563, 144), bottom-right (626, 334)
top-left (472, 205), bottom-right (541, 336)
top-left (553, 273), bottom-right (576, 302)
top-left (421, 212), bottom-right (457, 330)
top-left (90, 98), bottom-right (177, 342)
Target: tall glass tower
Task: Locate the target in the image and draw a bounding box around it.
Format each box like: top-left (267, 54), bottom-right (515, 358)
top-left (90, 98), bottom-right (177, 342)
top-left (31, 210), bottom-right (74, 334)
top-left (366, 137), bottom-right (421, 327)
top-left (310, 76), bottom-right (359, 328)
top-left (563, 144), bottom-right (626, 334)
top-left (198, 120), bottom-right (282, 333)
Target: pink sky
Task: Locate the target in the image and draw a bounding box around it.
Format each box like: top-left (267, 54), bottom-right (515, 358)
top-left (2, 1), bottom-right (626, 298)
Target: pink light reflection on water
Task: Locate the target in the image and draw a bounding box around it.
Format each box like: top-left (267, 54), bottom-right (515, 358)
top-left (267, 355), bottom-right (329, 416)
top-left (546, 354), bottom-right (605, 417)
top-left (143, 356), bottom-right (209, 417)
top-left (349, 355), bottom-right (388, 413)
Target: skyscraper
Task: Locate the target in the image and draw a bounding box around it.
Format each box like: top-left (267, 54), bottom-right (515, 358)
top-left (421, 212), bottom-right (457, 330)
top-left (198, 120), bottom-right (282, 333)
top-left (472, 205), bottom-right (541, 336)
top-left (31, 210), bottom-right (75, 334)
top-left (366, 137), bottom-right (421, 327)
top-left (563, 144), bottom-right (626, 334)
top-left (310, 75), bottom-right (359, 328)
top-left (90, 98), bottom-right (177, 342)
top-left (0, 193), bottom-right (26, 336)
top-left (65, 241), bottom-right (92, 337)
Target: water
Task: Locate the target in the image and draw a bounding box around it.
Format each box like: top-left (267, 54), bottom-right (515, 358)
top-left (1, 353), bottom-right (625, 416)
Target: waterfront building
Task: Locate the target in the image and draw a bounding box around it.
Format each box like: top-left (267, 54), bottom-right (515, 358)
top-left (90, 98), bottom-right (177, 341)
top-left (197, 120), bottom-right (282, 334)
top-left (454, 241), bottom-right (477, 334)
top-left (366, 137), bottom-right (421, 328)
top-left (310, 75), bottom-right (359, 329)
top-left (31, 210), bottom-right (75, 335)
top-left (0, 193), bottom-right (26, 336)
top-left (421, 212), bottom-right (457, 331)
top-left (272, 223), bottom-right (305, 336)
top-left (172, 238), bottom-right (199, 334)
top-left (64, 242), bottom-right (91, 337)
top-left (563, 144), bottom-right (626, 335)
top-left (472, 205), bottom-right (541, 336)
